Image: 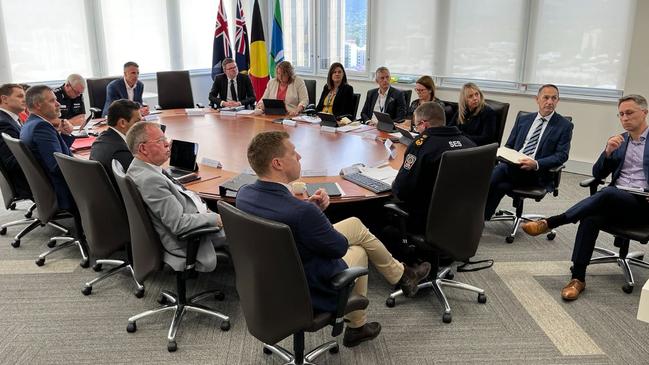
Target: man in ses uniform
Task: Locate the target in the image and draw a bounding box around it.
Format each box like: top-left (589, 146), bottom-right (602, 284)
top-left (53, 74), bottom-right (86, 124)
top-left (392, 101), bottom-right (476, 233)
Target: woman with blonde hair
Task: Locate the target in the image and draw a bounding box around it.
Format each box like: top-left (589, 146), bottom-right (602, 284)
top-left (257, 60), bottom-right (309, 117)
top-left (448, 82), bottom-right (498, 146)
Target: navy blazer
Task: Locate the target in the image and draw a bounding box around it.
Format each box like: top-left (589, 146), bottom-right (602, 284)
top-left (89, 128), bottom-right (133, 187)
top-left (0, 110), bottom-right (23, 172)
top-left (504, 111), bottom-right (573, 190)
top-left (20, 114), bottom-right (75, 210)
top-left (208, 73), bottom-right (256, 108)
top-left (592, 131), bottom-right (649, 186)
top-left (360, 87), bottom-right (407, 122)
top-left (102, 79), bottom-right (144, 116)
top-left (236, 180), bottom-right (348, 313)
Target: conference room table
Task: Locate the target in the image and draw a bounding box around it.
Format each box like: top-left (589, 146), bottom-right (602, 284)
top-left (80, 108), bottom-right (408, 205)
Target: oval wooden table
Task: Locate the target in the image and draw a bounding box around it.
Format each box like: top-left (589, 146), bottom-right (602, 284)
top-left (153, 109), bottom-right (407, 204)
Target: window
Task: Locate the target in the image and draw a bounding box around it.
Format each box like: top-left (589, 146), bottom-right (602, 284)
top-left (318, 0), bottom-right (368, 74)
top-left (178, 0), bottom-right (219, 71)
top-left (2, 0), bottom-right (93, 82)
top-left (446, 0), bottom-right (526, 82)
top-left (280, 0), bottom-right (313, 71)
top-left (100, 0), bottom-right (170, 75)
top-left (526, 0), bottom-right (634, 90)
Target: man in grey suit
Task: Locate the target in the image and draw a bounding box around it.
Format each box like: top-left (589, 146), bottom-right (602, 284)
top-left (125, 121), bottom-right (226, 272)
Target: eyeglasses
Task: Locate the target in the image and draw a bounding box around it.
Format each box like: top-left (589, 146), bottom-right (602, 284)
top-left (414, 88), bottom-right (428, 93)
top-left (617, 109), bottom-right (646, 118)
top-left (225, 66), bottom-right (238, 71)
top-left (143, 136), bottom-right (168, 145)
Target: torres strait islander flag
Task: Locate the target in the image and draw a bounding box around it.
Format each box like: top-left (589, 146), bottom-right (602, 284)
top-left (211, 0), bottom-right (232, 80)
top-left (249, 0), bottom-right (269, 100)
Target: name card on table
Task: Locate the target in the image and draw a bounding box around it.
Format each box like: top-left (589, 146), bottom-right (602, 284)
top-left (200, 157), bottom-right (223, 169)
top-left (282, 119), bottom-right (297, 127)
top-left (321, 126), bottom-right (337, 133)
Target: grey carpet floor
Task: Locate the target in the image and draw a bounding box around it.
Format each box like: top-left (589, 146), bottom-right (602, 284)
top-left (0, 172), bottom-right (648, 364)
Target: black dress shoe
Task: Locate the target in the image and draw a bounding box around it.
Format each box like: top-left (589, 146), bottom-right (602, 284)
top-left (399, 262), bottom-right (432, 297)
top-left (342, 322), bottom-right (381, 348)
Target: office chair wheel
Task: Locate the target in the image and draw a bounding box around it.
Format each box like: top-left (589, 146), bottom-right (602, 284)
top-left (220, 320), bottom-right (231, 331)
top-left (546, 232), bottom-right (556, 240)
top-left (442, 313), bottom-right (452, 324)
top-left (505, 235), bottom-right (515, 244)
top-left (11, 239), bottom-right (20, 248)
top-left (385, 297), bottom-right (396, 308)
top-left (478, 293), bottom-right (487, 304)
top-left (167, 341), bottom-right (177, 352)
top-left (263, 347), bottom-right (272, 355)
top-left (157, 294), bottom-right (168, 305)
top-left (444, 271), bottom-right (454, 280)
top-left (622, 284), bottom-right (634, 294)
top-left (0, 227), bottom-right (6, 235)
top-left (82, 285), bottom-right (92, 296)
top-left (80, 258), bottom-right (90, 268)
top-left (47, 240), bottom-right (57, 248)
top-left (35, 258), bottom-right (45, 266)
top-left (134, 287), bottom-right (145, 298)
top-left (215, 291), bottom-right (225, 301)
top-left (329, 344), bottom-right (339, 354)
top-left (126, 321), bottom-right (137, 333)
top-left (9, 202), bottom-right (16, 210)
top-left (92, 263), bottom-right (103, 272)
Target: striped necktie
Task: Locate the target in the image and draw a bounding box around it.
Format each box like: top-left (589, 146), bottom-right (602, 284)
top-left (522, 118), bottom-right (546, 156)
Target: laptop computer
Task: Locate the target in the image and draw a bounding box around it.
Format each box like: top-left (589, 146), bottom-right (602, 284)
top-left (263, 99), bottom-right (287, 115)
top-left (317, 112), bottom-right (338, 128)
top-left (395, 125), bottom-right (418, 146)
top-left (374, 111), bottom-right (398, 132)
top-left (72, 112), bottom-right (95, 137)
top-left (166, 139), bottom-right (199, 180)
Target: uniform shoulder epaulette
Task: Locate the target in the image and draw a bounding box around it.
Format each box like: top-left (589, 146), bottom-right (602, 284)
top-left (414, 133), bottom-right (428, 147)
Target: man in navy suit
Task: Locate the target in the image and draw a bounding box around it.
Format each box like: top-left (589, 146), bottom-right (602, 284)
top-left (20, 85), bottom-right (76, 211)
top-left (522, 94), bottom-right (649, 301)
top-left (90, 99), bottom-right (141, 187)
top-left (236, 131), bottom-right (430, 348)
top-left (360, 66), bottom-right (407, 123)
top-left (103, 61), bottom-right (150, 117)
top-left (0, 83), bottom-right (30, 198)
top-left (208, 58), bottom-right (256, 109)
top-left (484, 84), bottom-right (574, 220)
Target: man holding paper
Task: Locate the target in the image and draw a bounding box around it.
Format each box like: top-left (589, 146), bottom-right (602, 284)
top-left (392, 101), bottom-right (475, 232)
top-left (484, 84), bottom-right (573, 221)
top-left (522, 94), bottom-right (649, 301)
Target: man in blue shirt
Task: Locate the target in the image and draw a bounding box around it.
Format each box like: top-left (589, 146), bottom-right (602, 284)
top-left (522, 94), bottom-right (649, 301)
top-left (236, 131), bottom-right (430, 348)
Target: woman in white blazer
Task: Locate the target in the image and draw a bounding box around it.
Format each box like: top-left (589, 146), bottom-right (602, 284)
top-left (257, 61), bottom-right (308, 117)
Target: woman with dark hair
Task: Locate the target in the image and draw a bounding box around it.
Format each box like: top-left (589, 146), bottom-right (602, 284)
top-left (406, 75), bottom-right (444, 119)
top-left (448, 82), bottom-right (498, 146)
top-left (256, 60), bottom-right (308, 117)
top-left (316, 62), bottom-right (355, 118)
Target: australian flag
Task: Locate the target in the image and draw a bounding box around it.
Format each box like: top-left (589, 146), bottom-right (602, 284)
top-left (211, 0), bottom-right (232, 80)
top-left (234, 0), bottom-right (250, 73)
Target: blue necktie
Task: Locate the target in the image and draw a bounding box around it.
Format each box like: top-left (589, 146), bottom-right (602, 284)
top-left (522, 118), bottom-right (546, 156)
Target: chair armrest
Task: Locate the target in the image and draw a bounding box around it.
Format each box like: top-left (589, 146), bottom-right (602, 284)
top-left (330, 266), bottom-right (369, 337)
top-left (178, 226), bottom-right (221, 241)
top-left (330, 266), bottom-right (368, 290)
top-left (178, 226), bottom-right (222, 270)
top-left (548, 165), bottom-right (565, 174)
top-left (579, 177), bottom-right (605, 196)
top-left (548, 165), bottom-right (565, 197)
top-left (384, 203), bottom-right (409, 218)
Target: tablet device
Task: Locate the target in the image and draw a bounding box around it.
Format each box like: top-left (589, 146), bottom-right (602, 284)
top-left (167, 139), bottom-right (199, 178)
top-left (317, 112), bottom-right (338, 128)
top-left (263, 99), bottom-right (288, 115)
top-left (374, 111), bottom-right (398, 132)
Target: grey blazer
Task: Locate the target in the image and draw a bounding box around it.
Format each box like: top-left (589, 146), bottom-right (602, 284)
top-left (127, 158), bottom-right (220, 272)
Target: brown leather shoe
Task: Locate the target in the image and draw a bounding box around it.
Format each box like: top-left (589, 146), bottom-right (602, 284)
top-left (342, 322), bottom-right (381, 348)
top-left (521, 220), bottom-right (550, 236)
top-left (399, 262), bottom-right (432, 297)
top-left (561, 279), bottom-right (585, 301)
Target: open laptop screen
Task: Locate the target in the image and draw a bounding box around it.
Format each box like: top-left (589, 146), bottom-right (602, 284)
top-left (169, 139), bottom-right (198, 172)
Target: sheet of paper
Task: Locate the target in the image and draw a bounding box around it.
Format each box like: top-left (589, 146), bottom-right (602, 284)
top-left (359, 166), bottom-right (399, 184)
top-left (497, 147), bottom-right (527, 164)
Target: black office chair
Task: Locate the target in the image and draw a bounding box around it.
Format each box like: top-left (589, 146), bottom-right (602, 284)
top-left (218, 201), bottom-right (369, 364)
top-left (442, 100), bottom-right (458, 125)
top-left (54, 153), bottom-right (144, 297)
top-left (156, 70), bottom-right (195, 109)
top-left (303, 78), bottom-right (317, 106)
top-left (86, 76), bottom-right (120, 116)
top-left (402, 89), bottom-right (412, 106)
top-left (112, 161), bottom-right (230, 352)
top-left (3, 134), bottom-right (87, 267)
top-left (484, 99), bottom-right (510, 146)
top-left (352, 93), bottom-right (361, 120)
top-left (384, 144), bottom-right (497, 323)
top-left (579, 177), bottom-right (649, 293)
top-left (490, 111), bottom-right (571, 243)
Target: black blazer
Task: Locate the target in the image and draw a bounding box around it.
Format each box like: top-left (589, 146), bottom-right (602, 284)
top-left (89, 128), bottom-right (133, 187)
top-left (315, 83), bottom-right (355, 118)
top-left (360, 87), bottom-right (406, 121)
top-left (0, 110), bottom-right (30, 198)
top-left (208, 73), bottom-right (256, 108)
top-left (448, 104), bottom-right (498, 146)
